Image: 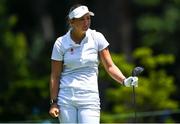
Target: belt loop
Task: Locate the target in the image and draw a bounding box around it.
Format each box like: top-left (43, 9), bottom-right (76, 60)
top-left (71, 88), bottom-right (74, 97)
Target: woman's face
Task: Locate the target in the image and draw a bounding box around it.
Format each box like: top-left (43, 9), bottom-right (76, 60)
top-left (70, 13), bottom-right (91, 32)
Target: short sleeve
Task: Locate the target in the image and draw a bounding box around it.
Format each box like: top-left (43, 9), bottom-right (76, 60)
top-left (51, 38), bottom-right (64, 61)
top-left (94, 32), bottom-right (109, 51)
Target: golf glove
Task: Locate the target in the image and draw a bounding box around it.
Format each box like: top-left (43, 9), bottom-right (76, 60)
top-left (123, 76), bottom-right (138, 87)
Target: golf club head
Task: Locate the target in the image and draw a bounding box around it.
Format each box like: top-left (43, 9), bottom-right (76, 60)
top-left (132, 66), bottom-right (144, 76)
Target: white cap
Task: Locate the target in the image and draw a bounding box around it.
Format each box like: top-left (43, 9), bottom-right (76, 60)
top-left (68, 5), bottom-right (94, 19)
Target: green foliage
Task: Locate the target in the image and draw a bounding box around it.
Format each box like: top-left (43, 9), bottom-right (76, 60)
top-left (164, 6), bottom-right (179, 32)
top-left (174, 0), bottom-right (180, 5)
top-left (137, 6), bottom-right (180, 34)
top-left (0, 0), bottom-right (179, 123)
top-left (0, 0), bottom-right (50, 122)
top-left (136, 0), bottom-right (180, 53)
top-left (137, 16), bottom-right (163, 32)
top-left (134, 47), bottom-right (175, 69)
top-left (134, 0), bottom-right (161, 7)
top-left (0, 0), bottom-right (6, 16)
top-left (100, 47), bottom-right (177, 123)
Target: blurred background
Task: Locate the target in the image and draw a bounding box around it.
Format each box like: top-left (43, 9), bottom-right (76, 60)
top-left (0, 0), bottom-right (180, 123)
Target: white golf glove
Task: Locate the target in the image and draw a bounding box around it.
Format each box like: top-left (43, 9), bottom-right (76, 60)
top-left (123, 76), bottom-right (138, 87)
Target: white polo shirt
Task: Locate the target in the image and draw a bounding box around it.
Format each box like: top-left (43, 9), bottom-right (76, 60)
top-left (51, 29), bottom-right (109, 92)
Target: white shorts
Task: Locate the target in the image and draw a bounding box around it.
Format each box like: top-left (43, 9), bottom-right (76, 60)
top-left (58, 88), bottom-right (100, 124)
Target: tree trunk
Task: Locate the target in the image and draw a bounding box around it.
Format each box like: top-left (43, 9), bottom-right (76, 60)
top-left (93, 0), bottom-right (133, 61)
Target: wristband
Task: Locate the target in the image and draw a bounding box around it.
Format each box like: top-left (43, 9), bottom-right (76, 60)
top-left (50, 98), bottom-right (58, 105)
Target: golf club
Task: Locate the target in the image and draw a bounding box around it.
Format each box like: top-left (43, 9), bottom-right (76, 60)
top-left (131, 66), bottom-right (144, 122)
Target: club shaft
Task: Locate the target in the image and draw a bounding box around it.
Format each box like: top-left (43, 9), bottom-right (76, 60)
top-left (133, 86), bottom-right (137, 122)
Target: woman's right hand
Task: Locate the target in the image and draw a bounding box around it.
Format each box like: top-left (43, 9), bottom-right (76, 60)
top-left (49, 104), bottom-right (60, 118)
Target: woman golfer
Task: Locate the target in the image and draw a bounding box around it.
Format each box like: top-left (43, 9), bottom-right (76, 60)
top-left (49, 4), bottom-right (138, 124)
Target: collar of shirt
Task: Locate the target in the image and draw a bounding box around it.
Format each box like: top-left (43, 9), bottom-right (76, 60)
top-left (67, 29), bottom-right (89, 47)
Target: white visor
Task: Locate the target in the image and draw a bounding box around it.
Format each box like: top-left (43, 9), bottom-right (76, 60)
top-left (68, 5), bottom-right (94, 19)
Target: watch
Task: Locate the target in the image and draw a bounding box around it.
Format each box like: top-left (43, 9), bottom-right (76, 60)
top-left (50, 98), bottom-right (57, 105)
